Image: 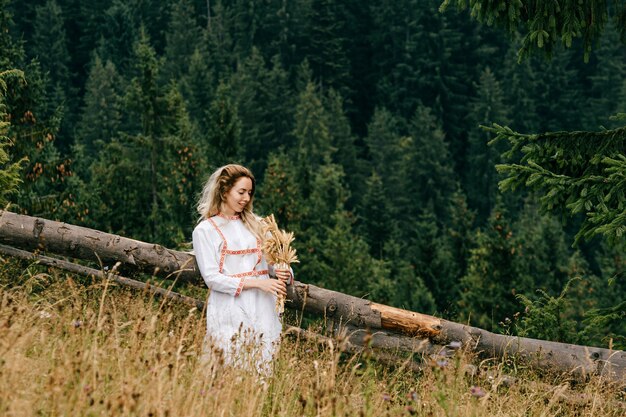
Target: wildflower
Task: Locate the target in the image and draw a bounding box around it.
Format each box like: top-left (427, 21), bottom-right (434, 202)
top-left (73, 320), bottom-right (83, 328)
top-left (381, 393), bottom-right (392, 402)
top-left (436, 359), bottom-right (448, 368)
top-left (470, 386), bottom-right (486, 398)
top-left (39, 310), bottom-right (52, 319)
top-left (448, 341), bottom-right (462, 350)
top-left (407, 390), bottom-right (418, 402)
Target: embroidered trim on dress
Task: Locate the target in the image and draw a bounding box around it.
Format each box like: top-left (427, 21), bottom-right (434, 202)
top-left (230, 270), bottom-right (269, 278)
top-left (225, 248), bottom-right (259, 255)
top-left (234, 278), bottom-right (245, 296)
top-left (207, 217), bottom-right (267, 284)
top-left (208, 217), bottom-right (228, 272)
top-left (217, 212), bottom-right (241, 220)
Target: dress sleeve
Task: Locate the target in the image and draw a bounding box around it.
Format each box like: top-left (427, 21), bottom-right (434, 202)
top-left (192, 227), bottom-right (245, 296)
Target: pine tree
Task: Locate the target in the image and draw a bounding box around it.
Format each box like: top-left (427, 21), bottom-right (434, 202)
top-left (163, 0), bottom-right (203, 81)
top-left (99, 0), bottom-right (141, 71)
top-left (179, 47), bottom-right (214, 128)
top-left (499, 37), bottom-right (540, 133)
top-left (457, 204), bottom-right (519, 331)
top-left (362, 107), bottom-right (408, 212)
top-left (73, 55), bottom-right (123, 178)
top-left (292, 81), bottom-right (335, 199)
top-left (307, 0), bottom-right (351, 97)
top-left (204, 0), bottom-right (235, 79)
top-left (206, 80), bottom-right (242, 167)
top-left (358, 171), bottom-right (390, 258)
top-left (383, 239), bottom-right (437, 313)
top-left (440, 0), bottom-right (625, 62)
top-left (465, 67), bottom-right (511, 223)
top-left (323, 88), bottom-right (363, 207)
top-left (406, 104), bottom-right (458, 224)
top-left (229, 49), bottom-right (294, 176)
top-left (583, 21), bottom-right (626, 130)
top-left (0, 69), bottom-right (26, 206)
top-left (257, 150), bottom-right (303, 228)
top-left (30, 0), bottom-right (72, 142)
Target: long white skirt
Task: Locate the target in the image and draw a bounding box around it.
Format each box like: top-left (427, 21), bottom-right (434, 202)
top-left (202, 286), bottom-right (282, 375)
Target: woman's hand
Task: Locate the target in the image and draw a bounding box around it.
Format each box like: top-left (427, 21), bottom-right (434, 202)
top-left (274, 268), bottom-right (292, 284)
top-left (245, 278), bottom-right (287, 297)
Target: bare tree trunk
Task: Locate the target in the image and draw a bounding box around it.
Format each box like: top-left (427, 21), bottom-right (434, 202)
top-left (0, 210), bottom-right (200, 282)
top-left (1, 210), bottom-right (625, 383)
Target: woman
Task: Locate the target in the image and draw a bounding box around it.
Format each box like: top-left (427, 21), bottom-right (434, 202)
top-left (192, 164), bottom-right (292, 374)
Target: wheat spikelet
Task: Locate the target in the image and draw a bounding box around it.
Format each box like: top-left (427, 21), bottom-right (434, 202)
top-left (261, 214), bottom-right (299, 315)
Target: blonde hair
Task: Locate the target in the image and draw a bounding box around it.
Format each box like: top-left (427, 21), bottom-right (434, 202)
top-left (197, 164), bottom-right (264, 241)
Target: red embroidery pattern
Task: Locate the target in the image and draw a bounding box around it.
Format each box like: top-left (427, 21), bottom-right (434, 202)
top-left (234, 278), bottom-right (245, 297)
top-left (217, 212), bottom-right (241, 220)
top-left (225, 248), bottom-right (259, 255)
top-left (207, 217), bottom-right (268, 295)
top-left (230, 270), bottom-right (269, 278)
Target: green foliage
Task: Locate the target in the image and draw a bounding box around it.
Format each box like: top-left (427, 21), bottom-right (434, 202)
top-left (458, 206), bottom-right (518, 330)
top-left (465, 67), bottom-right (510, 221)
top-left (73, 54), bottom-right (123, 177)
top-left (516, 278), bottom-right (581, 344)
top-left (0, 69), bottom-right (26, 206)
top-left (3, 0), bottom-right (626, 348)
top-left (491, 123), bottom-right (626, 244)
top-left (440, 0), bottom-right (625, 62)
top-left (206, 81), bottom-right (242, 166)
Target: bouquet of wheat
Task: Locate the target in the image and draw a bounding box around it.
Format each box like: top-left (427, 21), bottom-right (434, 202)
top-left (261, 214), bottom-right (299, 315)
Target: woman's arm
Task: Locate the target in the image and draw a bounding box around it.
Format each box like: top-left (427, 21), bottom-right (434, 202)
top-left (243, 278), bottom-right (287, 297)
top-left (193, 227), bottom-right (245, 296)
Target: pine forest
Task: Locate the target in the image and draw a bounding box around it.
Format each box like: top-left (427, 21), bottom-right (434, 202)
top-left (1, 0), bottom-right (626, 354)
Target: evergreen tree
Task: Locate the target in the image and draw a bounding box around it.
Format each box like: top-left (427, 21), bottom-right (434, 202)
top-left (440, 0), bottom-right (626, 61)
top-left (73, 55), bottom-right (123, 178)
top-left (532, 46), bottom-right (582, 132)
top-left (358, 171), bottom-right (390, 258)
top-left (307, 0), bottom-right (351, 97)
top-left (499, 37), bottom-right (540, 133)
top-left (30, 0), bottom-right (71, 142)
top-left (583, 21), bottom-right (626, 130)
top-left (179, 47), bottom-right (214, 128)
top-left (229, 49), bottom-right (294, 176)
top-left (406, 104), bottom-right (458, 224)
top-left (323, 88), bottom-right (364, 208)
top-left (457, 204), bottom-right (519, 331)
top-left (163, 0), bottom-right (203, 81)
top-left (292, 81), bottom-right (335, 200)
top-left (257, 150), bottom-right (303, 228)
top-left (100, 0), bottom-right (142, 71)
top-left (206, 80), bottom-right (242, 167)
top-left (204, 0), bottom-right (235, 79)
top-left (0, 69), bottom-right (26, 206)
top-left (465, 67), bottom-right (510, 223)
top-left (362, 107), bottom-right (408, 213)
top-left (383, 239), bottom-right (436, 313)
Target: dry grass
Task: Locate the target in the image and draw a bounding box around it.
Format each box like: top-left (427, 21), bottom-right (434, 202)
top-left (0, 259), bottom-right (624, 417)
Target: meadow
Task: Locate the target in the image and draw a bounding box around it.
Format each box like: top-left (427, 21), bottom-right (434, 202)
top-left (1, 258), bottom-right (624, 417)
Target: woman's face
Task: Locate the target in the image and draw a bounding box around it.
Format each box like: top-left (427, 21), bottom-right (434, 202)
top-left (222, 176), bottom-right (253, 215)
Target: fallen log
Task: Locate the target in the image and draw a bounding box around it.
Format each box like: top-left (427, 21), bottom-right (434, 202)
top-left (0, 243), bottom-right (438, 354)
top-left (1, 210), bottom-right (625, 383)
top-left (0, 210), bottom-right (200, 282)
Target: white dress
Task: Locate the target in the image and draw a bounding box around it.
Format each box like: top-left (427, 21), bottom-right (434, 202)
top-left (192, 213), bottom-right (282, 373)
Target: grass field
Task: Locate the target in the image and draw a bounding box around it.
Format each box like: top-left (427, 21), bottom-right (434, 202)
top-left (1, 258), bottom-right (624, 417)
